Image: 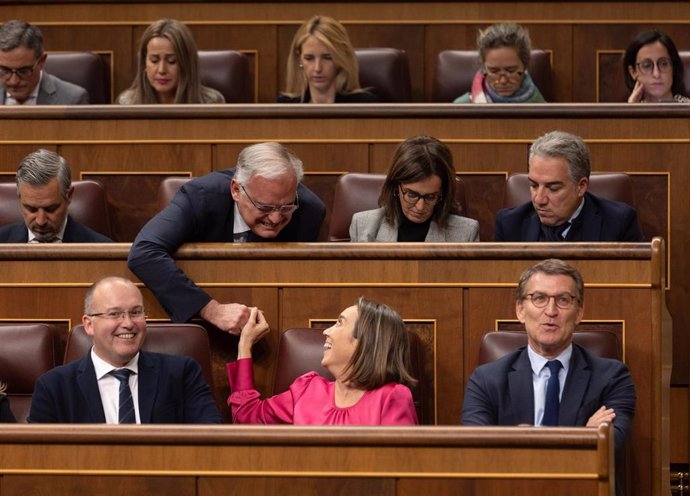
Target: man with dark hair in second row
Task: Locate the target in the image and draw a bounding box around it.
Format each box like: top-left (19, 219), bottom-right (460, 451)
top-left (0, 19), bottom-right (88, 105)
top-left (495, 130), bottom-right (644, 242)
top-left (0, 149), bottom-right (112, 243)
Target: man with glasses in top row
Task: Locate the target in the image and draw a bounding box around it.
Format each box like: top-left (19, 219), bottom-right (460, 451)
top-left (0, 19), bottom-right (88, 105)
top-left (128, 142), bottom-right (326, 334)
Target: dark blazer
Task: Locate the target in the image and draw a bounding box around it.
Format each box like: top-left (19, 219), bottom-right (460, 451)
top-left (28, 351), bottom-right (222, 423)
top-left (0, 395), bottom-right (15, 422)
top-left (128, 168), bottom-right (326, 322)
top-left (494, 192), bottom-right (644, 241)
top-left (277, 88), bottom-right (378, 103)
top-left (0, 72), bottom-right (89, 105)
top-left (0, 216), bottom-right (112, 243)
top-left (461, 343), bottom-right (635, 451)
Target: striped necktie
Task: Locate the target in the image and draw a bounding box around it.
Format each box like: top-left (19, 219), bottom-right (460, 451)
top-left (109, 369), bottom-right (136, 424)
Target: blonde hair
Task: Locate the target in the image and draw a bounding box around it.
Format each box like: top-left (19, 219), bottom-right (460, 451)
top-left (119, 18), bottom-right (221, 104)
top-left (282, 15), bottom-right (363, 100)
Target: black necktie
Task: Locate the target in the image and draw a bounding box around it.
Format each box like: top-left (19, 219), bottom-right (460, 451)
top-left (110, 369), bottom-right (136, 424)
top-left (233, 230), bottom-right (250, 243)
top-left (541, 222), bottom-right (570, 241)
top-left (542, 360), bottom-right (562, 426)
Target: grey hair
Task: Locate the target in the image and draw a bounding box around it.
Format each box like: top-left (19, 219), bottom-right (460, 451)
top-left (84, 276), bottom-right (141, 315)
top-left (529, 130), bottom-right (591, 183)
top-left (516, 258), bottom-right (584, 304)
top-left (477, 23), bottom-right (532, 68)
top-left (16, 149), bottom-right (72, 199)
top-left (0, 19), bottom-right (43, 59)
top-left (234, 142), bottom-right (304, 185)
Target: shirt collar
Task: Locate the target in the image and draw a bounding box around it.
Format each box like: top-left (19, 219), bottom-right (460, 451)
top-left (90, 347), bottom-right (139, 380)
top-left (27, 215), bottom-right (68, 243)
top-left (527, 342), bottom-right (573, 376)
top-left (233, 202), bottom-right (250, 234)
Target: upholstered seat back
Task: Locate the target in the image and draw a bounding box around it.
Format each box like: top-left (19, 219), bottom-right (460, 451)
top-left (198, 50), bottom-right (253, 103)
top-left (0, 324), bottom-right (58, 422)
top-left (157, 176), bottom-right (192, 212)
top-left (503, 172), bottom-right (634, 209)
top-left (433, 49), bottom-right (553, 102)
top-left (356, 48), bottom-right (412, 102)
top-left (44, 52), bottom-right (111, 104)
top-left (478, 330), bottom-right (621, 365)
top-left (328, 172), bottom-right (468, 242)
top-left (65, 323), bottom-right (215, 392)
top-left (0, 180), bottom-right (112, 239)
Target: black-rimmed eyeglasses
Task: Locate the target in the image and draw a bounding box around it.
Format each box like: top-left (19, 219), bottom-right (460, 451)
top-left (0, 58), bottom-right (41, 81)
top-left (240, 185), bottom-right (299, 215)
top-left (398, 186), bottom-right (442, 206)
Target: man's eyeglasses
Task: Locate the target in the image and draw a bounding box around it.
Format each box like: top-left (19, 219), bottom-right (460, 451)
top-left (88, 309), bottom-right (147, 321)
top-left (241, 185), bottom-right (299, 215)
top-left (0, 58), bottom-right (41, 81)
top-left (399, 186), bottom-right (442, 206)
top-left (484, 66), bottom-right (524, 82)
top-left (635, 57), bottom-right (672, 75)
top-left (524, 292), bottom-right (578, 309)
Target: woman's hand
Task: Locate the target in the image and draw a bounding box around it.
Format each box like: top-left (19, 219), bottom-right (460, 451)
top-left (237, 307), bottom-right (270, 359)
top-left (628, 79), bottom-right (645, 103)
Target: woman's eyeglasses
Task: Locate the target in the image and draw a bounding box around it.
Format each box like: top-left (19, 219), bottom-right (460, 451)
top-left (635, 57), bottom-right (672, 75)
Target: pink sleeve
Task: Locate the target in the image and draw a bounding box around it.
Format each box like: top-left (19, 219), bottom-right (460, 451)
top-left (226, 358), bottom-right (317, 424)
top-left (380, 384), bottom-right (418, 426)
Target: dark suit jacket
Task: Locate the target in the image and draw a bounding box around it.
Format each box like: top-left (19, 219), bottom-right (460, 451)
top-left (28, 351), bottom-right (222, 423)
top-left (0, 216), bottom-right (112, 243)
top-left (0, 395), bottom-right (15, 422)
top-left (128, 168), bottom-right (326, 322)
top-left (461, 343), bottom-right (636, 451)
top-left (494, 192), bottom-right (644, 241)
top-left (277, 88), bottom-right (378, 103)
top-left (0, 72), bottom-right (89, 105)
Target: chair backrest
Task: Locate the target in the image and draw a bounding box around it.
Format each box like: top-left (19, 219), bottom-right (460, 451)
top-left (43, 52), bottom-right (111, 104)
top-left (0, 180), bottom-right (112, 238)
top-left (0, 324), bottom-right (58, 422)
top-left (157, 176), bottom-right (192, 212)
top-left (328, 172), bottom-right (468, 242)
top-left (273, 327), bottom-right (428, 423)
top-left (355, 48), bottom-right (412, 102)
top-left (503, 172), bottom-right (634, 209)
top-left (198, 50), bottom-right (253, 103)
top-left (64, 323), bottom-right (215, 391)
top-left (478, 330), bottom-right (621, 365)
top-left (433, 49), bottom-right (553, 102)
top-left (607, 51), bottom-right (690, 102)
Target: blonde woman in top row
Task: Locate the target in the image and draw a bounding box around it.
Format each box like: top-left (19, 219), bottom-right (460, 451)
top-left (278, 15), bottom-right (377, 104)
top-left (349, 136), bottom-right (480, 242)
top-left (117, 19), bottom-right (224, 104)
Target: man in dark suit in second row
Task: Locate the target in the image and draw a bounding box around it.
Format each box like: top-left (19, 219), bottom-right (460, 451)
top-left (28, 276), bottom-right (222, 424)
top-left (495, 130), bottom-right (644, 242)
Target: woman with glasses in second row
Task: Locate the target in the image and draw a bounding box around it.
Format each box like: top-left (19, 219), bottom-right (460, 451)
top-left (349, 136), bottom-right (480, 242)
top-left (454, 23), bottom-right (546, 104)
top-left (624, 30), bottom-right (690, 103)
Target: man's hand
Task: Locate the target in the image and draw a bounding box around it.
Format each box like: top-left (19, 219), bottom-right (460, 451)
top-left (586, 405), bottom-right (616, 427)
top-left (199, 299), bottom-right (250, 334)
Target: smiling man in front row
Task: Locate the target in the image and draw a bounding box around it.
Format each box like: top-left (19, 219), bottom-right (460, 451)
top-left (494, 130), bottom-right (644, 242)
top-left (28, 277), bottom-right (221, 423)
top-left (128, 142), bottom-right (326, 335)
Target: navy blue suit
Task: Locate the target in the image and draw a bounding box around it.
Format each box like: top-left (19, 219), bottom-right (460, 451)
top-left (494, 192), bottom-right (644, 241)
top-left (128, 168), bottom-right (326, 322)
top-left (461, 343), bottom-right (635, 496)
top-left (0, 216), bottom-right (112, 243)
top-left (28, 351), bottom-right (222, 423)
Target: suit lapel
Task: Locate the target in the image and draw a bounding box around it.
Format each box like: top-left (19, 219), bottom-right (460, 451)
top-left (425, 221), bottom-right (446, 242)
top-left (375, 217), bottom-right (399, 242)
top-left (37, 73), bottom-right (57, 104)
top-left (77, 354), bottom-right (106, 422)
top-left (578, 194), bottom-right (602, 241)
top-left (559, 345), bottom-right (591, 425)
top-left (507, 349), bottom-right (536, 425)
top-left (137, 352), bottom-right (158, 423)
top-left (523, 211), bottom-right (542, 241)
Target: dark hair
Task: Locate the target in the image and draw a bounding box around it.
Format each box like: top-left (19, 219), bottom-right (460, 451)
top-left (379, 136), bottom-right (458, 228)
top-left (341, 297), bottom-right (416, 390)
top-left (0, 19), bottom-right (43, 59)
top-left (623, 30), bottom-right (686, 97)
top-left (516, 258), bottom-right (584, 304)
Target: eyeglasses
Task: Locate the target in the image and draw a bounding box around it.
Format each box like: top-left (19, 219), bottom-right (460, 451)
top-left (524, 292), bottom-right (578, 309)
top-left (635, 57), bottom-right (672, 75)
top-left (484, 66), bottom-right (524, 81)
top-left (399, 186), bottom-right (442, 206)
top-left (88, 309), bottom-right (147, 321)
top-left (0, 58), bottom-right (41, 81)
top-left (241, 185), bottom-right (299, 215)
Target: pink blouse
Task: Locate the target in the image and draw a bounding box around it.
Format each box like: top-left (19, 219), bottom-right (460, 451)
top-left (227, 358), bottom-right (418, 425)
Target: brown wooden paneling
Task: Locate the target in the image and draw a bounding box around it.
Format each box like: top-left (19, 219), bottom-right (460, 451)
top-left (200, 477), bottom-right (394, 496)
top-left (3, 475), bottom-right (195, 496)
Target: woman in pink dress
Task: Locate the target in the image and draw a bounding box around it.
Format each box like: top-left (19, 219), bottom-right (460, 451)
top-left (227, 297), bottom-right (418, 425)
